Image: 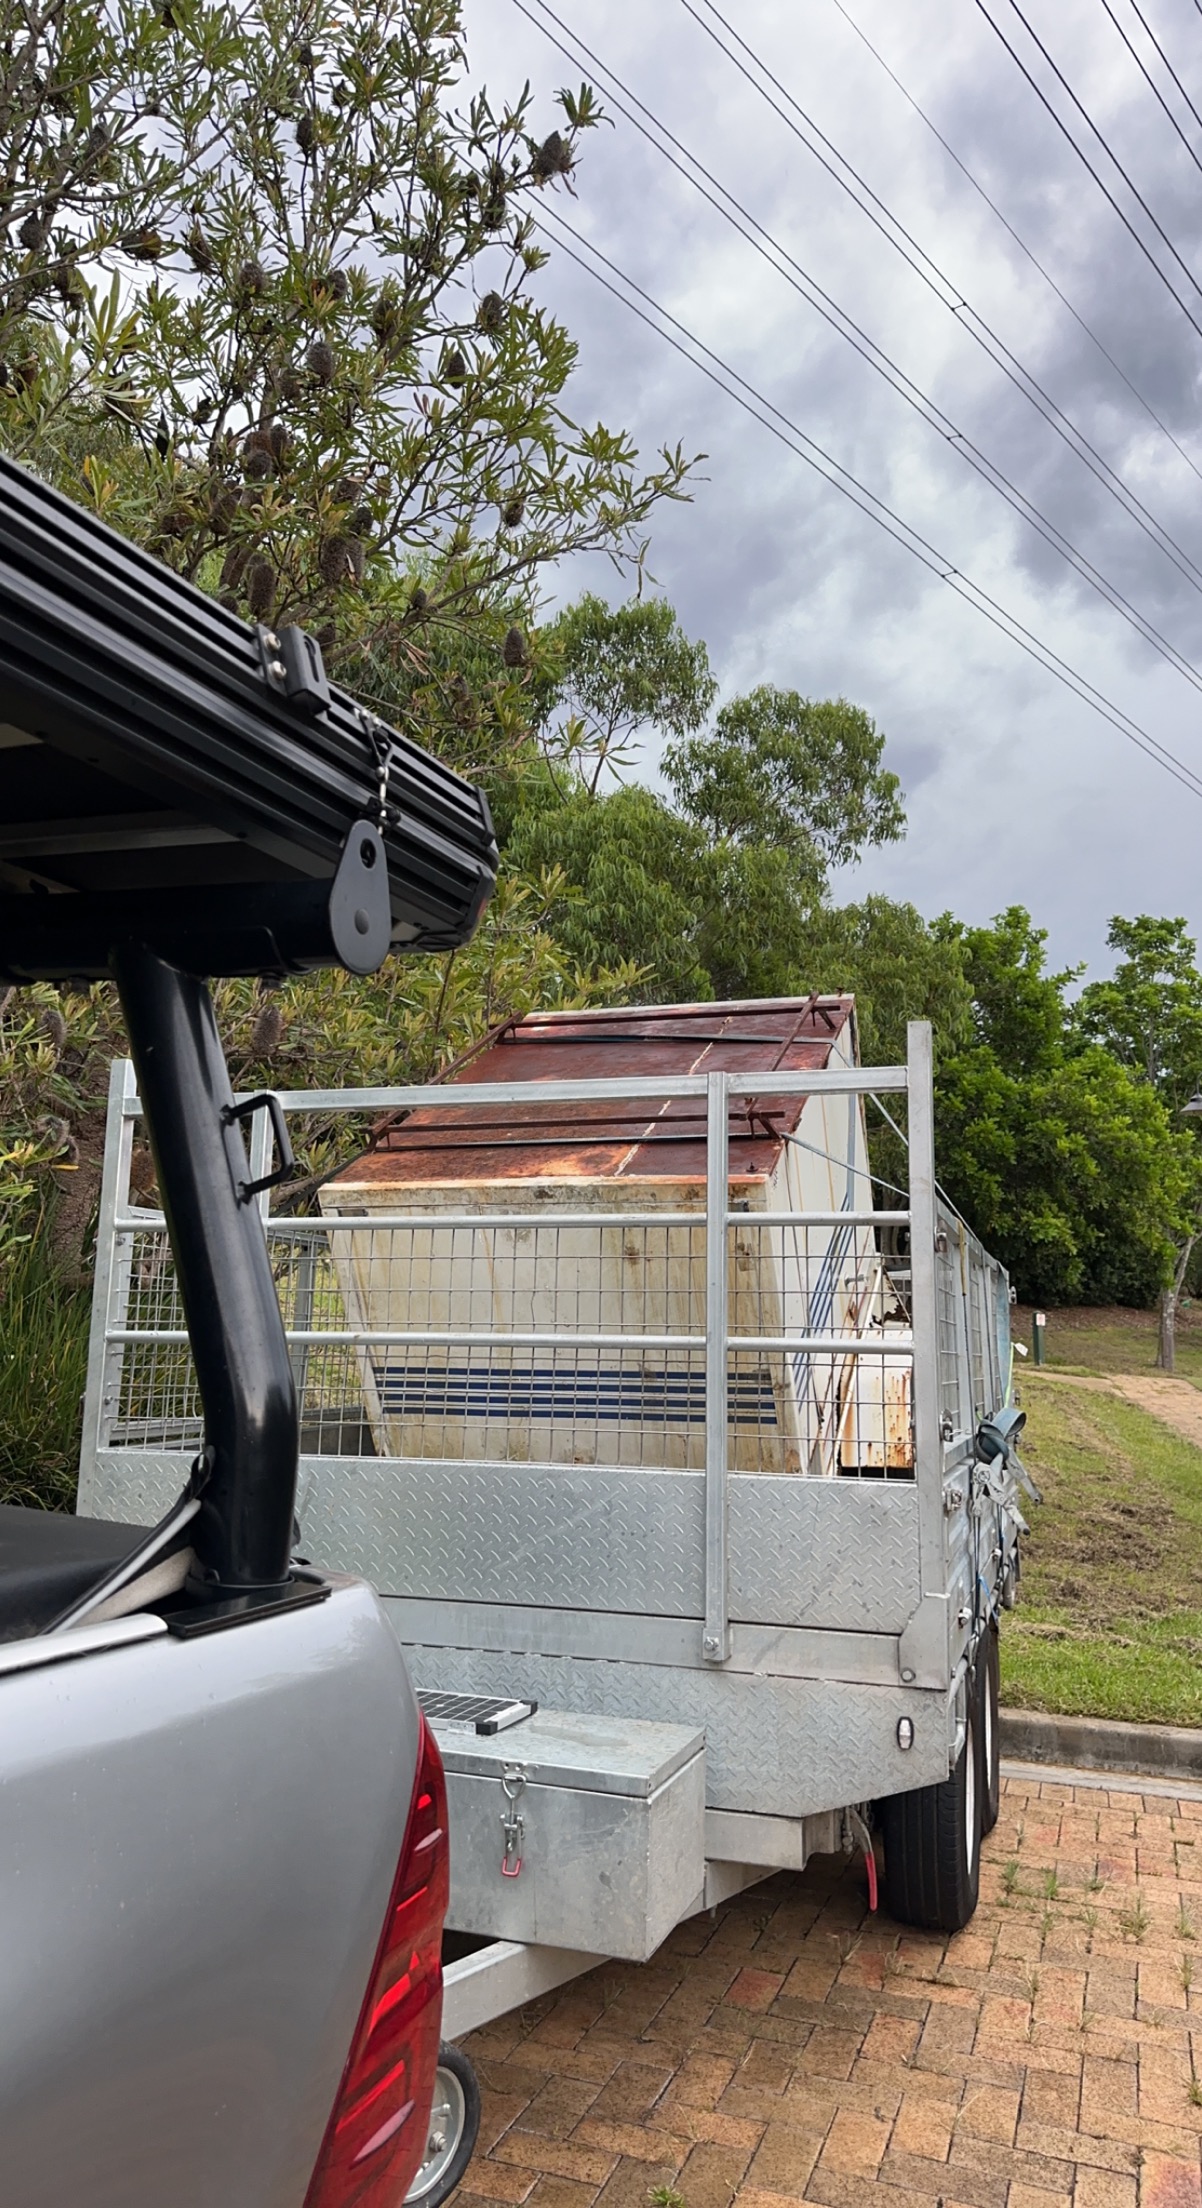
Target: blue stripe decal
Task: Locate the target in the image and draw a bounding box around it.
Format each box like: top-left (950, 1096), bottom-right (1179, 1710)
top-left (374, 1361), bottom-right (779, 1428)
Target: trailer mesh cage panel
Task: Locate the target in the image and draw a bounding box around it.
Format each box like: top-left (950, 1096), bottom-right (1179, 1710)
top-left (83, 1002), bottom-right (1007, 1493)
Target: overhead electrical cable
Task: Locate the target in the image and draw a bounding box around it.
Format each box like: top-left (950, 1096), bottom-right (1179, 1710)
top-left (1122, 0), bottom-right (1202, 138)
top-left (1094, 0), bottom-right (1202, 184)
top-left (966, 0), bottom-right (1202, 339)
top-left (689, 0), bottom-right (1202, 351)
top-left (531, 202), bottom-right (1202, 806)
top-left (675, 0), bottom-right (1202, 583)
top-left (515, 0), bottom-right (1202, 697)
top-left (824, 0), bottom-right (1202, 488)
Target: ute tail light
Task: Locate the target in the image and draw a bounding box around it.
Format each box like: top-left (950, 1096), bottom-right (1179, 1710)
top-left (305, 1714), bottom-right (450, 2208)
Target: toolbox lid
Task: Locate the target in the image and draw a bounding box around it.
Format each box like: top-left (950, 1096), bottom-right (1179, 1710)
top-left (427, 1705), bottom-right (704, 1797)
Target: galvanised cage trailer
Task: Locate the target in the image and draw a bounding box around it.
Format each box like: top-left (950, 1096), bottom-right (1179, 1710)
top-left (81, 996), bottom-right (1031, 2201)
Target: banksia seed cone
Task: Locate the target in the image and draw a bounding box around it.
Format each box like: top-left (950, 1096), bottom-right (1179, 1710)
top-left (270, 420), bottom-right (291, 464)
top-left (237, 258), bottom-right (266, 296)
top-left (317, 533), bottom-right (363, 586)
top-left (502, 624), bottom-right (528, 668)
top-left (220, 544), bottom-right (249, 589)
top-left (210, 483), bottom-right (240, 529)
top-left (251, 1001), bottom-right (284, 1056)
top-left (306, 339), bottom-right (335, 384)
top-left (18, 210), bottom-right (48, 251)
top-left (39, 1005), bottom-right (67, 1054)
top-left (296, 112), bottom-right (317, 153)
top-left (502, 494), bottom-right (525, 527)
top-left (322, 266), bottom-right (349, 300)
top-left (331, 475), bottom-right (361, 505)
top-left (186, 222), bottom-right (215, 273)
top-left (443, 347), bottom-right (467, 385)
top-left (316, 620), bottom-right (337, 653)
top-left (531, 130), bottom-right (571, 183)
top-left (409, 585), bottom-right (428, 614)
top-left (245, 557), bottom-right (276, 619)
top-left (477, 290), bottom-right (505, 334)
top-left (243, 448), bottom-right (274, 480)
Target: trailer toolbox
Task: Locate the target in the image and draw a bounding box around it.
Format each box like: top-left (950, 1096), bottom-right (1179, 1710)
top-left (423, 1700), bottom-right (706, 1963)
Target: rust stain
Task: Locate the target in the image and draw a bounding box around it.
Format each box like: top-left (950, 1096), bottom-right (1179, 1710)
top-left (1142, 2157), bottom-right (1202, 2208)
top-left (336, 995), bottom-right (856, 1190)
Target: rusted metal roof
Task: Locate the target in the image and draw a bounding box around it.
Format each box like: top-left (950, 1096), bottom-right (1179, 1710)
top-left (333, 994), bottom-right (856, 1187)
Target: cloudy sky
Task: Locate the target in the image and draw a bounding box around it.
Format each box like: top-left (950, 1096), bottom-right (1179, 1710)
top-left (461, 0), bottom-right (1202, 979)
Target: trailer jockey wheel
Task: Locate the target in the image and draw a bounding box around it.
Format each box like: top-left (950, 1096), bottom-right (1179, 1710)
top-left (880, 1704), bottom-right (982, 1933)
top-left (975, 1621), bottom-right (1001, 1836)
top-left (405, 2044), bottom-right (481, 2207)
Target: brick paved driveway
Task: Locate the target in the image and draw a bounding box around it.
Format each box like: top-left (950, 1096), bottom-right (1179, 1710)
top-left (460, 1772), bottom-right (1202, 2208)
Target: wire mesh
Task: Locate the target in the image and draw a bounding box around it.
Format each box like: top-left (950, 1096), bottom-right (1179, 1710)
top-left (102, 1203), bottom-right (918, 1476)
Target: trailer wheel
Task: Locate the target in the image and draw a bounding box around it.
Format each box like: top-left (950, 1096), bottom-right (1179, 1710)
top-left (881, 1706), bottom-right (981, 1933)
top-left (976, 1621), bottom-right (1001, 1835)
top-left (405, 2044), bottom-right (481, 2207)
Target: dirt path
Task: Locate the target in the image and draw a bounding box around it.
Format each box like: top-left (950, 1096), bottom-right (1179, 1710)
top-left (1035, 1364), bottom-right (1202, 1448)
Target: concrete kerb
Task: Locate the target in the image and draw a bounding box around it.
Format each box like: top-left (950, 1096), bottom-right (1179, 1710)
top-left (1000, 1705), bottom-right (1202, 1782)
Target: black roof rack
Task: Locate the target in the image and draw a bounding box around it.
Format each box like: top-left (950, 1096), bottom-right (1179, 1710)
top-left (0, 453), bottom-right (497, 982)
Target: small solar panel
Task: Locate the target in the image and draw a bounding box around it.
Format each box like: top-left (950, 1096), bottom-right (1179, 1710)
top-left (417, 1690), bottom-right (537, 1735)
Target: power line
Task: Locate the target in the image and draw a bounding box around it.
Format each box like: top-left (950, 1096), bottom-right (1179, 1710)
top-left (1095, 0), bottom-right (1202, 184)
top-left (994, 0), bottom-right (1202, 304)
top-left (1124, 0), bottom-right (1202, 138)
top-left (513, 0), bottom-right (1202, 698)
top-left (532, 202), bottom-right (1202, 806)
top-left (968, 0), bottom-right (1202, 342)
top-left (677, 0), bottom-right (1202, 589)
top-left (824, 0), bottom-right (1202, 489)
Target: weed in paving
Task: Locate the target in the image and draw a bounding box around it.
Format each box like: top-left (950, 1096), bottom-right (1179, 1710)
top-left (1119, 1894), bottom-right (1150, 1943)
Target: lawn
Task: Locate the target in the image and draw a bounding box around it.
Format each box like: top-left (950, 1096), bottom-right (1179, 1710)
top-left (1012, 1299), bottom-right (1202, 1384)
top-left (1000, 1372), bottom-right (1202, 1726)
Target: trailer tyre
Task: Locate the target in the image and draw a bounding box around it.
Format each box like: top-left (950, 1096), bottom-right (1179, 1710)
top-left (976, 1621), bottom-right (1001, 1835)
top-left (881, 1707), bottom-right (981, 1933)
top-left (404, 2044), bottom-right (481, 2207)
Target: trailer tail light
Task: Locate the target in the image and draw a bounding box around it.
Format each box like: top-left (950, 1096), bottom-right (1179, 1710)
top-left (305, 1715), bottom-right (449, 2208)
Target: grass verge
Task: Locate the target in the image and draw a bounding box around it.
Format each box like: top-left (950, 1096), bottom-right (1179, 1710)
top-left (1001, 1374), bottom-right (1202, 1726)
top-left (1012, 1302), bottom-right (1202, 1385)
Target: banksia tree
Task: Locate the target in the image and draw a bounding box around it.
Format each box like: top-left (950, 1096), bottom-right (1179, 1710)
top-left (0, 0), bottom-right (694, 773)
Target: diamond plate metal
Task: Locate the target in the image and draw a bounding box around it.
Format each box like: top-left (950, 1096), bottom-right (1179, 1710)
top-left (729, 1478), bottom-right (919, 1630)
top-left (85, 1451), bottom-right (922, 1633)
top-left (394, 1630), bottom-right (947, 1817)
top-left (295, 1460), bottom-right (920, 1628)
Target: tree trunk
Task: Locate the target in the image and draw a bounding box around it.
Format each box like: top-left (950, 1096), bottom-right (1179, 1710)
top-left (1156, 1236), bottom-right (1197, 1372)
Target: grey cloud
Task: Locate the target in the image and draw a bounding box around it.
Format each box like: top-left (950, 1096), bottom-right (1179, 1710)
top-left (463, 0), bottom-right (1202, 974)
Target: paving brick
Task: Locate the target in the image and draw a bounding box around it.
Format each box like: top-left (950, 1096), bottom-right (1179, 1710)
top-left (454, 1780), bottom-right (1202, 2208)
top-left (491, 2135), bottom-right (619, 2185)
top-left (460, 2159), bottom-right (544, 2203)
top-left (1140, 2157), bottom-right (1202, 2208)
top-left (525, 2180), bottom-right (599, 2208)
top-left (514, 2077), bottom-right (604, 2141)
top-left (1075, 2171), bottom-right (1139, 2208)
top-left (891, 2094), bottom-right (955, 2159)
top-left (1007, 2181), bottom-right (1073, 2208)
top-left (741, 2119), bottom-right (826, 2198)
